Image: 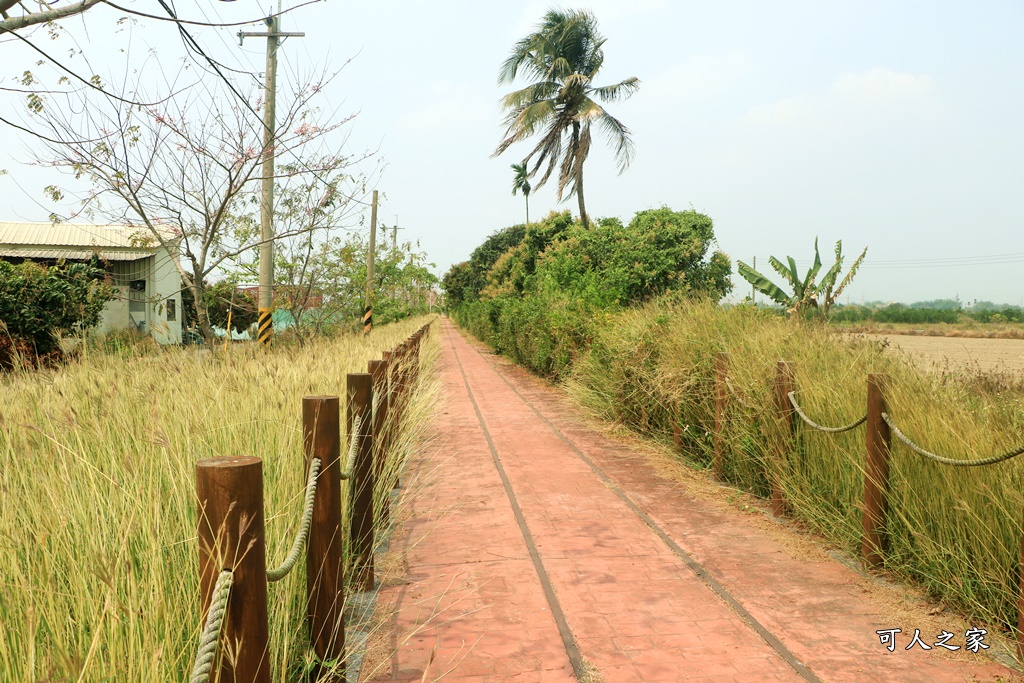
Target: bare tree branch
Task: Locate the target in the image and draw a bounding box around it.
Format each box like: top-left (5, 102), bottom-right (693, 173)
top-left (0, 0), bottom-right (102, 33)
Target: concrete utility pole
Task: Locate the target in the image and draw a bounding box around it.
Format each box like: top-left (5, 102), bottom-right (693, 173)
top-left (751, 256), bottom-right (756, 305)
top-left (390, 216), bottom-right (406, 251)
top-left (363, 190), bottom-right (378, 335)
top-left (239, 9), bottom-right (304, 346)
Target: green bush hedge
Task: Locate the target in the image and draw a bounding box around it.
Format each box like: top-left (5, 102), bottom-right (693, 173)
top-left (0, 258), bottom-right (114, 360)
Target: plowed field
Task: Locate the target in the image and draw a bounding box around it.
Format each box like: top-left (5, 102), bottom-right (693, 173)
top-left (859, 333), bottom-right (1024, 373)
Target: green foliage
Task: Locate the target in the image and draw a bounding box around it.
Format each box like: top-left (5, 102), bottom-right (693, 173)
top-left (828, 303), bottom-right (1024, 325)
top-left (0, 258), bottom-right (115, 357)
top-left (532, 207), bottom-right (730, 307)
top-left (226, 184), bottom-right (438, 340)
top-left (440, 223), bottom-right (528, 306)
top-left (871, 304), bottom-right (960, 325)
top-left (203, 281), bottom-right (259, 334)
top-left (737, 238), bottom-right (866, 318)
top-left (448, 207), bottom-right (732, 377)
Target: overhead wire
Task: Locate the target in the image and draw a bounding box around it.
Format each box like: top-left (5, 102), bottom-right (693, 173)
top-left (750, 252), bottom-right (1024, 270)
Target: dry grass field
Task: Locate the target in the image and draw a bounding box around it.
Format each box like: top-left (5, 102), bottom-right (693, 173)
top-left (858, 333), bottom-right (1024, 373)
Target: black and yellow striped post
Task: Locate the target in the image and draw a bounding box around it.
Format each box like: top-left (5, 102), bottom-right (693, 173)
top-left (362, 305), bottom-right (372, 336)
top-left (257, 307), bottom-right (273, 346)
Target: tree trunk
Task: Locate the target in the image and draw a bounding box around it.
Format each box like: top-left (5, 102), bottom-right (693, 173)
top-left (187, 277), bottom-right (217, 345)
top-left (525, 194), bottom-right (530, 225)
top-left (576, 164), bottom-right (589, 230)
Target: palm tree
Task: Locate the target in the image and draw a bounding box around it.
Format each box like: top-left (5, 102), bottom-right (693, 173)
top-left (511, 162), bottom-right (531, 224)
top-left (494, 9), bottom-right (639, 230)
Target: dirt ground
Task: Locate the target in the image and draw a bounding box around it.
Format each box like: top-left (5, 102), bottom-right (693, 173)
top-left (859, 333), bottom-right (1024, 373)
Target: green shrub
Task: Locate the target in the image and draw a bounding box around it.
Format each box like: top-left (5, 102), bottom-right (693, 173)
top-left (0, 258), bottom-right (114, 359)
top-left (447, 206), bottom-right (732, 377)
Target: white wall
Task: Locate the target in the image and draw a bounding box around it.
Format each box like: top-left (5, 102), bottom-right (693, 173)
top-left (148, 246), bottom-right (182, 345)
top-left (95, 245), bottom-right (182, 344)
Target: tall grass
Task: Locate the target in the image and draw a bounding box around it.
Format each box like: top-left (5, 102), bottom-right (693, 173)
top-left (0, 316), bottom-right (436, 681)
top-left (541, 299), bottom-right (1024, 631)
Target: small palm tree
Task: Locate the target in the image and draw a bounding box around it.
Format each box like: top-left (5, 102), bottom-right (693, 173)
top-left (494, 9), bottom-right (639, 230)
top-left (511, 162), bottom-right (531, 224)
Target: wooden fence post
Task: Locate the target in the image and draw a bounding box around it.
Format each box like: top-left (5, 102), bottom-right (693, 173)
top-left (302, 396), bottom-right (344, 682)
top-left (396, 341), bottom-right (410, 420)
top-left (195, 456), bottom-right (271, 683)
top-left (1018, 520), bottom-right (1024, 660)
top-left (862, 373), bottom-right (891, 568)
top-left (714, 352), bottom-right (730, 480)
top-left (369, 358), bottom-right (391, 526)
top-left (773, 361), bottom-right (796, 517)
top-left (412, 332), bottom-right (422, 381)
top-left (382, 350), bottom-right (401, 491)
top-left (347, 373), bottom-right (375, 592)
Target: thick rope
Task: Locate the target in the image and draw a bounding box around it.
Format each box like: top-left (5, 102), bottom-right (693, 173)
top-left (266, 456), bottom-right (321, 582)
top-left (787, 392), bottom-right (867, 434)
top-left (188, 569), bottom-right (233, 683)
top-left (881, 412), bottom-right (1024, 467)
top-left (340, 414), bottom-right (361, 481)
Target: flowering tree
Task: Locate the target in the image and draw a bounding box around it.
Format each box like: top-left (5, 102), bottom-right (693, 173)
top-left (30, 70), bottom-right (373, 343)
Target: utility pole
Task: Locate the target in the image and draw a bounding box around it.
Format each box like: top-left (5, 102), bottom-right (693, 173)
top-left (751, 256), bottom-right (756, 305)
top-left (239, 8), bottom-right (304, 346)
top-left (363, 190), bottom-right (378, 335)
top-left (391, 222), bottom-right (405, 251)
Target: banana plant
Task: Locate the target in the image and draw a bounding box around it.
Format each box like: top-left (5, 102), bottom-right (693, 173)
top-left (737, 238), bottom-right (866, 318)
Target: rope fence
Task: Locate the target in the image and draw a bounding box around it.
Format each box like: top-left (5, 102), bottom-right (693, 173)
top-left (267, 456), bottom-right (322, 583)
top-left (340, 414), bottom-right (362, 481)
top-left (188, 569), bottom-right (233, 683)
top-left (707, 357), bottom-right (1024, 660)
top-left (787, 391), bottom-right (867, 433)
top-left (881, 412), bottom-right (1024, 467)
top-left (187, 322), bottom-right (432, 682)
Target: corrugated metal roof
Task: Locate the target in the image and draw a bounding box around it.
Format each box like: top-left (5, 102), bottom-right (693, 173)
top-left (0, 222), bottom-right (174, 250)
top-left (0, 247), bottom-right (150, 261)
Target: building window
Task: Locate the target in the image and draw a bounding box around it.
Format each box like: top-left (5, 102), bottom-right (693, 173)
top-left (167, 299), bottom-right (176, 321)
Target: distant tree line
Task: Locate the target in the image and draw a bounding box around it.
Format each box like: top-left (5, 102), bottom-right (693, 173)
top-left (829, 300), bottom-right (1024, 324)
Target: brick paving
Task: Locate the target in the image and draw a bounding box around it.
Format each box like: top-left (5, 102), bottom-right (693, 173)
top-left (367, 320), bottom-right (1019, 682)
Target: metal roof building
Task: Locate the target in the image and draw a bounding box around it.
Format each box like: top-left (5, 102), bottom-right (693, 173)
top-left (0, 222), bottom-right (184, 344)
top-left (0, 222), bottom-right (171, 261)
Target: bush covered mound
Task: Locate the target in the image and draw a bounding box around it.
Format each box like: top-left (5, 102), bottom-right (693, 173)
top-left (446, 207), bottom-right (732, 376)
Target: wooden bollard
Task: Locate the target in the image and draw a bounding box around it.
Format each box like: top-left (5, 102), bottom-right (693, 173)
top-left (396, 342), bottom-right (410, 419)
top-left (409, 334), bottom-right (420, 382)
top-left (382, 350), bottom-right (400, 491)
top-left (713, 352), bottom-right (729, 480)
top-left (1018, 523), bottom-right (1024, 660)
top-left (347, 373), bottom-right (375, 592)
top-left (195, 456), bottom-right (271, 683)
top-left (302, 396), bottom-right (344, 682)
top-left (369, 359), bottom-right (391, 525)
top-left (773, 361), bottom-right (796, 517)
top-left (862, 373), bottom-right (891, 568)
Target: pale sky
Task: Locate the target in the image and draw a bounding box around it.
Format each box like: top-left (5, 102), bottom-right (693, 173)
top-left (2, 1), bottom-right (1022, 305)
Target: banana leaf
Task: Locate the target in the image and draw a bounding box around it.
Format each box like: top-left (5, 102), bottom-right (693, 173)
top-left (737, 260), bottom-right (792, 306)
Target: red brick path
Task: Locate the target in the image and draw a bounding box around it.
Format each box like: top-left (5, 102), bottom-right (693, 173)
top-left (368, 320), bottom-right (1018, 682)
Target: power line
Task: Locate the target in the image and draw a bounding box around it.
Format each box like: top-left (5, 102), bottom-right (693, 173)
top-left (750, 252), bottom-right (1024, 269)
